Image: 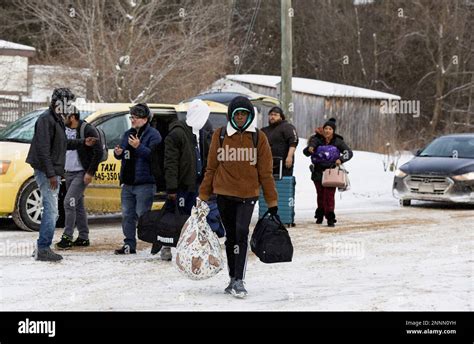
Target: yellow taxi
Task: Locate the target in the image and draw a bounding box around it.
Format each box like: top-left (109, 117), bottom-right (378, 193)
top-left (0, 94), bottom-right (278, 231)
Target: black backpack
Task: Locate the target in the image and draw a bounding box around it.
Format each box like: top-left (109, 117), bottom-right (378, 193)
top-left (250, 210), bottom-right (293, 263)
top-left (218, 126), bottom-right (259, 148)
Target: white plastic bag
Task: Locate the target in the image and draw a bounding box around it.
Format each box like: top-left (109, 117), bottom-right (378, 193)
top-left (175, 199), bottom-right (224, 280)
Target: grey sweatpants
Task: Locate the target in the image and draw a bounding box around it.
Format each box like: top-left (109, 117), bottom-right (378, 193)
top-left (63, 171), bottom-right (89, 240)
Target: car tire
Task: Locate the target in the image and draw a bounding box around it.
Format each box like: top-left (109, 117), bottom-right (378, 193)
top-left (12, 178), bottom-right (66, 232)
top-left (400, 199), bottom-right (411, 207)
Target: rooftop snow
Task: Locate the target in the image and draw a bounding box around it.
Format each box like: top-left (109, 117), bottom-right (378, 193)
top-left (0, 39), bottom-right (36, 51)
top-left (226, 74), bottom-right (401, 100)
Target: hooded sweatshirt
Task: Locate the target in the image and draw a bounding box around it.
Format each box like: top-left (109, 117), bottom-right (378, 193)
top-left (199, 96), bottom-right (277, 207)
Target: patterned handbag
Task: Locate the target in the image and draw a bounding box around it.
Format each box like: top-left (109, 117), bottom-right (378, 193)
top-left (174, 199), bottom-right (224, 280)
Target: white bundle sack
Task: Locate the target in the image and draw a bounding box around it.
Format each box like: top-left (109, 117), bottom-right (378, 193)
top-left (175, 199), bottom-right (224, 280)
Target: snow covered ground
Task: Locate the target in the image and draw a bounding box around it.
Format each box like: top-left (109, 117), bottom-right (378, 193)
top-left (1, 140), bottom-right (473, 311)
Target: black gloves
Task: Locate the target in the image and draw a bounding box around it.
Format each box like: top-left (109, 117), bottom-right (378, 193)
top-left (268, 206), bottom-right (278, 216)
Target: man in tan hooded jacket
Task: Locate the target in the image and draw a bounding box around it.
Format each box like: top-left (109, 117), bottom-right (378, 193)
top-left (199, 96), bottom-right (278, 298)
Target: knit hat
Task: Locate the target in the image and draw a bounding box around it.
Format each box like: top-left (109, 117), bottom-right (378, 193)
top-left (323, 117), bottom-right (336, 131)
top-left (227, 96), bottom-right (255, 132)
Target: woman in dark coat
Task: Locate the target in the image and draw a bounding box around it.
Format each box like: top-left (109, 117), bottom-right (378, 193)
top-left (303, 118), bottom-right (353, 227)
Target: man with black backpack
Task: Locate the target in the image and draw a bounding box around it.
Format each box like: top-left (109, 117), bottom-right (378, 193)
top-left (198, 96), bottom-right (278, 298)
top-left (55, 107), bottom-right (103, 249)
top-left (160, 99), bottom-right (212, 261)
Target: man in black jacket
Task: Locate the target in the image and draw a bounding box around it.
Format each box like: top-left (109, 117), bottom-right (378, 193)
top-left (26, 88), bottom-right (97, 261)
top-left (164, 99), bottom-right (212, 211)
top-left (56, 108), bottom-right (102, 250)
top-left (261, 106), bottom-right (299, 177)
top-left (161, 100), bottom-right (212, 261)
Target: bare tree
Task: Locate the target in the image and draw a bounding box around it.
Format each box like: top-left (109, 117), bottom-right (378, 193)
top-left (16, 0), bottom-right (237, 103)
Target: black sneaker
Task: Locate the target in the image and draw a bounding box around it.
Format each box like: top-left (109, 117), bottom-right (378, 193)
top-left (55, 235), bottom-right (73, 250)
top-left (35, 247), bottom-right (63, 262)
top-left (231, 279), bottom-right (248, 299)
top-left (224, 277), bottom-right (236, 294)
top-left (114, 245), bottom-right (136, 255)
top-left (73, 238), bottom-right (90, 247)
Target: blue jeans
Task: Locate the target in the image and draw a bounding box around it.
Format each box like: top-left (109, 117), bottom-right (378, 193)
top-left (121, 183), bottom-right (156, 250)
top-left (34, 170), bottom-right (61, 249)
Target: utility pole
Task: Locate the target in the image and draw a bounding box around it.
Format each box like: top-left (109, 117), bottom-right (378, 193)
top-left (281, 0), bottom-right (293, 121)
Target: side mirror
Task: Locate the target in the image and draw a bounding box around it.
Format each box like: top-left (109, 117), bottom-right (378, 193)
top-left (415, 149), bottom-right (422, 156)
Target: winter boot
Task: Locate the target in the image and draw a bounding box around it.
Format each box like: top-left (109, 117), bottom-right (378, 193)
top-left (224, 277), bottom-right (236, 294)
top-left (55, 234), bottom-right (73, 250)
top-left (326, 212), bottom-right (337, 227)
top-left (35, 247), bottom-right (63, 262)
top-left (231, 279), bottom-right (248, 298)
top-left (160, 246), bottom-right (172, 261)
top-left (114, 244), bottom-right (136, 255)
top-left (315, 208), bottom-right (324, 224)
top-left (73, 237), bottom-right (90, 247)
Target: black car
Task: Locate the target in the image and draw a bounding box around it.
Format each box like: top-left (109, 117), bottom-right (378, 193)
top-left (393, 134), bottom-right (474, 206)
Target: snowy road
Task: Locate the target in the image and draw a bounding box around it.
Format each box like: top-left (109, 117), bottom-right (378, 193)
top-left (1, 202), bottom-right (472, 311)
top-left (1, 145), bottom-right (472, 310)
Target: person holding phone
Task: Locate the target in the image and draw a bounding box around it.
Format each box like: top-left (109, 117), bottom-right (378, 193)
top-left (113, 103), bottom-right (162, 255)
top-left (26, 88), bottom-right (97, 261)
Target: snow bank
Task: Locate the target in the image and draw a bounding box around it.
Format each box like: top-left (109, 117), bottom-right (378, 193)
top-left (255, 138), bottom-right (414, 221)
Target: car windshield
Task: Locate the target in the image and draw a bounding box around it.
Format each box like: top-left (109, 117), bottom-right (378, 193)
top-left (0, 109), bottom-right (92, 143)
top-left (419, 136), bottom-right (474, 159)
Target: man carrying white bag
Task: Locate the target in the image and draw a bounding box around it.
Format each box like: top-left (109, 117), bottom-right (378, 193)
top-left (175, 199), bottom-right (225, 280)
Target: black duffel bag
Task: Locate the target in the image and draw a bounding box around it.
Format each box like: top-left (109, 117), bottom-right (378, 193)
top-left (137, 200), bottom-right (190, 247)
top-left (137, 209), bottom-right (161, 244)
top-left (250, 210), bottom-right (293, 263)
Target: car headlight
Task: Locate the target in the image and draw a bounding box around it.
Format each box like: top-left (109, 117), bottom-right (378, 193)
top-left (0, 160), bottom-right (11, 175)
top-left (452, 172), bottom-right (474, 181)
top-left (395, 169), bottom-right (407, 178)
